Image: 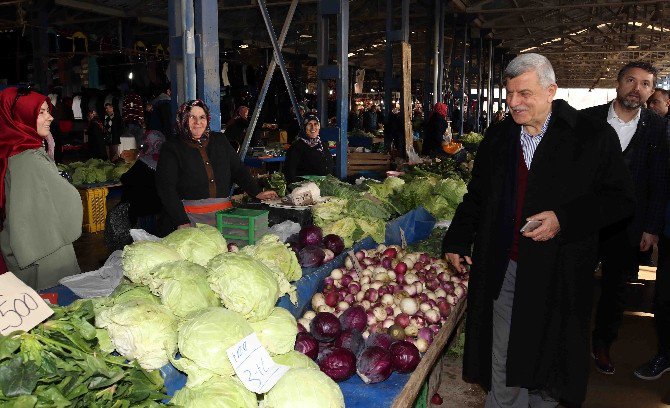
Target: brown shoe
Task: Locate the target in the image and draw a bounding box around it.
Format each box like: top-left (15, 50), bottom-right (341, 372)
top-left (592, 345), bottom-right (615, 375)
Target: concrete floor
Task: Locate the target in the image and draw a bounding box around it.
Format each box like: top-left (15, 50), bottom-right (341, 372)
top-left (72, 231), bottom-right (670, 407)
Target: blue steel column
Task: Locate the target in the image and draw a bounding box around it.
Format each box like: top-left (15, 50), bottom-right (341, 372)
top-left (431, 0), bottom-right (439, 105)
top-left (194, 0), bottom-right (221, 131)
top-left (336, 0), bottom-right (349, 178)
top-left (317, 0), bottom-right (348, 178)
top-left (476, 36), bottom-right (482, 132)
top-left (168, 0), bottom-right (184, 119)
top-left (258, 0), bottom-right (302, 126)
top-left (182, 0), bottom-right (197, 101)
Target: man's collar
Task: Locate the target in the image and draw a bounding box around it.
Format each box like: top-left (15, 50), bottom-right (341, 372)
top-left (608, 100), bottom-right (641, 124)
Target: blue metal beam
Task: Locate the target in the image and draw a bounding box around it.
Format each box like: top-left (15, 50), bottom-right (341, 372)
top-left (257, 0), bottom-right (302, 130)
top-left (384, 0), bottom-right (393, 118)
top-left (460, 23), bottom-right (468, 136)
top-left (240, 0), bottom-right (298, 160)
top-left (317, 0), bottom-right (348, 179)
top-left (182, 0), bottom-right (196, 101)
top-left (437, 0), bottom-right (444, 102)
top-left (194, 0), bottom-right (221, 131)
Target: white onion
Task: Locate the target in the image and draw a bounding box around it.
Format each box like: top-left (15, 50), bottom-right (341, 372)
top-left (373, 306), bottom-right (388, 322)
top-left (344, 257), bottom-right (353, 269)
top-left (370, 281), bottom-right (384, 290)
top-left (434, 288), bottom-right (447, 298)
top-left (311, 293), bottom-right (325, 310)
top-left (413, 281), bottom-right (424, 294)
top-left (425, 309), bottom-right (440, 324)
top-left (298, 318), bottom-right (310, 331)
top-left (404, 323), bottom-right (420, 337)
top-left (374, 266), bottom-right (387, 275)
top-left (362, 330), bottom-right (370, 339)
top-left (331, 268), bottom-right (343, 280)
top-left (304, 310), bottom-right (316, 321)
top-left (374, 272), bottom-right (390, 282)
top-left (454, 285), bottom-right (465, 298)
top-left (388, 271), bottom-right (396, 281)
top-left (337, 301), bottom-right (350, 312)
top-left (403, 284), bottom-right (417, 296)
top-left (415, 338), bottom-right (429, 353)
top-left (355, 291), bottom-right (365, 302)
top-left (360, 275), bottom-right (371, 285)
top-left (361, 300), bottom-right (372, 310)
top-left (426, 292), bottom-right (437, 301)
top-left (400, 298), bottom-right (419, 315)
top-left (382, 318), bottom-right (395, 329)
top-left (380, 293), bottom-right (394, 306)
top-left (361, 283), bottom-right (370, 292)
top-left (419, 302), bottom-right (432, 313)
top-left (404, 273), bottom-right (419, 285)
top-left (317, 304), bottom-right (335, 313)
top-left (446, 294), bottom-right (457, 306)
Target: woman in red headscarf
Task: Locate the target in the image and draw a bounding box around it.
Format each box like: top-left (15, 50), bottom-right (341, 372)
top-left (0, 87), bottom-right (82, 289)
top-left (422, 102), bottom-right (449, 156)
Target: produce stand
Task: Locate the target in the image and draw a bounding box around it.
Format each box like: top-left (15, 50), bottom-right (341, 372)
top-left (42, 206), bottom-right (467, 407)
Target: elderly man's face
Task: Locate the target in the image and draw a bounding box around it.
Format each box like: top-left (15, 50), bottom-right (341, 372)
top-left (506, 70), bottom-right (556, 130)
top-left (647, 90), bottom-right (670, 117)
top-left (616, 67), bottom-right (655, 110)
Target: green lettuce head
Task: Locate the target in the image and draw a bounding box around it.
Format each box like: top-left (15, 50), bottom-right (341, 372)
top-left (249, 307), bottom-right (297, 355)
top-left (207, 253), bottom-right (280, 322)
top-left (93, 282), bottom-right (160, 328)
top-left (241, 234), bottom-right (302, 282)
top-left (170, 375), bottom-right (258, 408)
top-left (272, 351), bottom-right (319, 370)
top-left (97, 299), bottom-right (178, 371)
top-left (147, 260), bottom-right (220, 318)
top-left (173, 307), bottom-right (253, 385)
top-left (122, 241), bottom-right (182, 284)
top-left (162, 224), bottom-right (227, 266)
top-left (260, 368), bottom-right (344, 408)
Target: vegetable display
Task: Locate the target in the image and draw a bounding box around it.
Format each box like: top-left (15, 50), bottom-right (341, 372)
top-left (295, 244), bottom-right (469, 384)
top-left (0, 300), bottom-right (168, 407)
top-left (59, 158), bottom-right (132, 185)
top-left (259, 368), bottom-right (345, 408)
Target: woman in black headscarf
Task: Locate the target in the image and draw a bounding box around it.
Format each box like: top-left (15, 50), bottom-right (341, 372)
top-left (283, 114), bottom-right (335, 184)
top-left (155, 99), bottom-right (277, 236)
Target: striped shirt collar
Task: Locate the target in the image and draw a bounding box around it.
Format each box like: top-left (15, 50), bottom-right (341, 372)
top-left (519, 112), bottom-right (552, 169)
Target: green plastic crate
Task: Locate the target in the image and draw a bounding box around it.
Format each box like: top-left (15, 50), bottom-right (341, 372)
top-left (216, 208), bottom-right (269, 246)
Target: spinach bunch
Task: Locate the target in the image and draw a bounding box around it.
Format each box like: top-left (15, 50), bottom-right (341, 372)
top-left (0, 300), bottom-right (168, 407)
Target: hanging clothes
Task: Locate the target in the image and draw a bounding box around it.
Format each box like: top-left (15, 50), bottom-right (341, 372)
top-left (242, 64), bottom-right (248, 86)
top-left (221, 62), bottom-right (230, 87)
top-left (72, 95), bottom-right (83, 120)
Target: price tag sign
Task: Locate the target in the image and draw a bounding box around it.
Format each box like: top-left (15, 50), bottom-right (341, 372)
top-left (399, 227), bottom-right (408, 249)
top-left (0, 272), bottom-right (54, 335)
top-left (226, 333), bottom-right (289, 394)
top-left (347, 250), bottom-right (363, 273)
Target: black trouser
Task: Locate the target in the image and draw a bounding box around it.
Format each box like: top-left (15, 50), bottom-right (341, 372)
top-left (655, 235), bottom-right (670, 355)
top-left (593, 224), bottom-right (639, 348)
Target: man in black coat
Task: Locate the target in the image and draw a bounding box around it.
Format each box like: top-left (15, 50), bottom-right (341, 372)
top-left (443, 53), bottom-right (635, 407)
top-left (581, 62), bottom-right (669, 376)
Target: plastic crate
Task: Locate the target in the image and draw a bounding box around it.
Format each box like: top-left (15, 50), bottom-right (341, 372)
top-left (78, 187), bottom-right (108, 233)
top-left (216, 208), bottom-right (269, 245)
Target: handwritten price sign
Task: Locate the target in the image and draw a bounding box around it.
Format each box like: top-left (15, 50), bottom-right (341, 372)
top-left (0, 272), bottom-right (53, 335)
top-left (226, 333), bottom-right (289, 394)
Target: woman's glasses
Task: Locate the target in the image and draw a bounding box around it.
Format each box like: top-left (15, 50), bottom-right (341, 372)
top-left (10, 86), bottom-right (31, 115)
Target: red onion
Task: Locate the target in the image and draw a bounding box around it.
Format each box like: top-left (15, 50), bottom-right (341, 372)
top-left (339, 305), bottom-right (367, 332)
top-left (310, 312), bottom-right (342, 342)
top-left (429, 324), bottom-right (440, 335)
top-left (419, 253), bottom-right (430, 263)
top-left (437, 272), bottom-right (449, 282)
top-left (355, 251), bottom-right (365, 261)
top-left (365, 332), bottom-right (394, 349)
top-left (382, 247), bottom-right (398, 258)
top-left (441, 281), bottom-right (455, 294)
top-left (295, 332), bottom-right (319, 360)
top-left (335, 329), bottom-right (365, 356)
top-left (357, 346), bottom-right (393, 384)
top-left (364, 288), bottom-right (379, 302)
top-left (324, 277), bottom-right (335, 286)
top-left (318, 346), bottom-right (357, 382)
top-left (341, 274), bottom-right (353, 287)
top-left (348, 283), bottom-right (361, 295)
top-left (437, 300), bottom-right (452, 318)
top-left (395, 313), bottom-right (410, 328)
top-left (344, 294), bottom-right (355, 304)
top-left (390, 340), bottom-right (421, 373)
top-left (395, 272), bottom-right (405, 284)
top-left (297, 322), bottom-right (307, 332)
top-left (416, 293), bottom-right (428, 303)
top-left (381, 257), bottom-right (393, 269)
top-left (325, 292), bottom-right (339, 308)
top-left (394, 262), bottom-right (408, 274)
top-left (366, 310), bottom-right (377, 326)
top-left (413, 261), bottom-right (425, 271)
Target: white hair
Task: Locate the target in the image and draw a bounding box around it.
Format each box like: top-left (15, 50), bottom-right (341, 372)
top-left (504, 53), bottom-right (556, 88)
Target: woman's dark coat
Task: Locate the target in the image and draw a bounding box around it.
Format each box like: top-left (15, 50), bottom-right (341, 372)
top-left (442, 100), bottom-right (635, 404)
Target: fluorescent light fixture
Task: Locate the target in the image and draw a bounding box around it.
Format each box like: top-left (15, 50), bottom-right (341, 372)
top-left (128, 72), bottom-right (133, 80)
top-left (239, 44), bottom-right (249, 49)
top-left (520, 46), bottom-right (538, 53)
top-left (299, 34), bottom-right (312, 38)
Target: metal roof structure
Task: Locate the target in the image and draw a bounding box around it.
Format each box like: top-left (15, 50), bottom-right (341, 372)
top-left (1, 0), bottom-right (669, 89)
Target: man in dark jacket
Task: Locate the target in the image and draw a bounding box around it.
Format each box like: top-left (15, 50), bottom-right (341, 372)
top-left (150, 85), bottom-right (173, 140)
top-left (648, 88), bottom-right (670, 118)
top-left (443, 53), bottom-right (635, 407)
top-left (582, 62), bottom-right (669, 376)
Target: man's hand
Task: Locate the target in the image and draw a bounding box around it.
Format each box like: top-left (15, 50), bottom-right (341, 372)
top-left (445, 252), bottom-right (472, 274)
top-left (523, 211), bottom-right (561, 242)
top-left (640, 232), bottom-right (659, 252)
top-left (256, 190), bottom-right (279, 200)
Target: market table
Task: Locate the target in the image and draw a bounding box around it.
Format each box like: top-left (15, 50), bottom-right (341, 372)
top-left (244, 155), bottom-right (286, 168)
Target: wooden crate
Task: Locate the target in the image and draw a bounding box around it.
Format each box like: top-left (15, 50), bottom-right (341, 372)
top-left (347, 151), bottom-right (391, 175)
